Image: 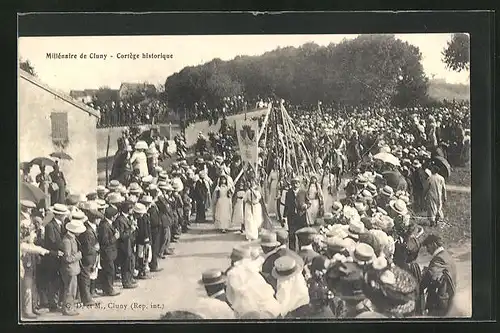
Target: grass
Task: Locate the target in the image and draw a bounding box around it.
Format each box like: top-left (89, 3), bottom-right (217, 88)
top-left (448, 166), bottom-right (471, 187)
top-left (428, 79), bottom-right (470, 101)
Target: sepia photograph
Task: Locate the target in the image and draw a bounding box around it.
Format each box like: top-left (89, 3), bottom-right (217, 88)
top-left (18, 30), bottom-right (472, 321)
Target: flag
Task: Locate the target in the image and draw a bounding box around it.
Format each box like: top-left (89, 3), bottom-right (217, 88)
top-left (236, 120), bottom-right (259, 164)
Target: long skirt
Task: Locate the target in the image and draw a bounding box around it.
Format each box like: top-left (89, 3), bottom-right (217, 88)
top-left (214, 197), bottom-right (232, 230)
top-left (244, 203), bottom-right (263, 241)
top-left (425, 195), bottom-right (443, 221)
top-left (307, 199), bottom-right (320, 225)
top-left (266, 181), bottom-right (279, 216)
top-left (231, 198), bottom-right (245, 230)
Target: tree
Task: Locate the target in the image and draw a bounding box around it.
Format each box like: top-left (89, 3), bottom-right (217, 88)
top-left (442, 33), bottom-right (470, 72)
top-left (20, 58), bottom-right (36, 76)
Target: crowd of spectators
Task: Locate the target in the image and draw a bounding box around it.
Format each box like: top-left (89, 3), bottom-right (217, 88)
top-left (90, 100), bottom-right (171, 128)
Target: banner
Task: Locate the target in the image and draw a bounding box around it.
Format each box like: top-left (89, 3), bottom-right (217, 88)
top-left (236, 119), bottom-right (259, 164)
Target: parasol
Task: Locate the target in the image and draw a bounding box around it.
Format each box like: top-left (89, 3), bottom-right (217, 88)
top-left (30, 157), bottom-right (55, 167)
top-left (431, 156), bottom-right (451, 179)
top-left (20, 181), bottom-right (47, 206)
top-left (50, 152), bottom-right (73, 160)
top-left (373, 152), bottom-right (400, 166)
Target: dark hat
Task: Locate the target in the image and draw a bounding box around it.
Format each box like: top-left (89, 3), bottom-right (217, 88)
top-left (422, 234), bottom-right (443, 247)
top-left (119, 200), bottom-right (135, 212)
top-left (198, 269), bottom-right (226, 286)
top-left (104, 206), bottom-right (119, 219)
top-left (271, 256), bottom-right (301, 279)
top-left (86, 192), bottom-right (98, 201)
top-left (295, 227), bottom-right (318, 236)
top-left (66, 194), bottom-right (80, 206)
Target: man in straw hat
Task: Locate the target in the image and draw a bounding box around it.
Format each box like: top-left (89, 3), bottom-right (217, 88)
top-left (60, 218), bottom-right (86, 316)
top-left (199, 269), bottom-right (230, 305)
top-left (97, 206), bottom-right (121, 297)
top-left (156, 181), bottom-right (175, 257)
top-left (144, 191), bottom-right (163, 273)
top-left (134, 201), bottom-right (152, 279)
top-left (43, 203), bottom-right (69, 312)
top-left (272, 256), bottom-right (310, 316)
top-left (296, 227), bottom-right (320, 266)
top-left (113, 199), bottom-right (138, 289)
top-left (283, 176), bottom-right (310, 251)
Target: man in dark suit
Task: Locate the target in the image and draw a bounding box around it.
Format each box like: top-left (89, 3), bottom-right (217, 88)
top-left (157, 183), bottom-right (174, 257)
top-left (193, 175), bottom-right (209, 223)
top-left (77, 211), bottom-right (101, 306)
top-left (146, 190), bottom-right (163, 272)
top-left (97, 207), bottom-right (121, 296)
top-left (420, 234), bottom-right (458, 317)
top-left (283, 177), bottom-right (310, 251)
top-left (113, 200), bottom-right (138, 289)
top-left (296, 227), bottom-right (321, 266)
top-left (43, 204), bottom-right (68, 312)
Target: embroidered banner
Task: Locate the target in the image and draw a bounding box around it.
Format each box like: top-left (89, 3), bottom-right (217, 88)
top-left (236, 120), bottom-right (259, 164)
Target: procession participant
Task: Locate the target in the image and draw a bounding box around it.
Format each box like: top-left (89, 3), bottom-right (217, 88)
top-left (60, 219), bottom-right (85, 316)
top-left (331, 201), bottom-right (344, 223)
top-left (212, 175), bottom-right (233, 233)
top-left (44, 203), bottom-right (69, 312)
top-left (230, 182), bottom-right (246, 233)
top-left (420, 234), bottom-right (457, 317)
top-left (146, 189), bottom-right (163, 272)
top-left (296, 227), bottom-right (321, 267)
top-left (97, 206), bottom-right (120, 297)
top-left (424, 165), bottom-right (447, 227)
top-left (306, 175), bottom-right (324, 225)
top-left (76, 207), bottom-right (101, 306)
top-left (272, 256), bottom-right (310, 317)
top-left (36, 163), bottom-right (52, 207)
top-left (134, 202), bottom-right (152, 279)
top-left (49, 161), bottom-right (67, 205)
top-left (265, 165), bottom-right (280, 216)
top-left (110, 138), bottom-right (131, 185)
top-left (130, 140), bottom-right (149, 178)
top-left (113, 199), bottom-right (138, 289)
top-left (243, 179), bottom-right (265, 241)
top-left (157, 182), bottom-right (175, 257)
top-left (283, 177), bottom-right (310, 250)
top-left (193, 170), bottom-right (210, 223)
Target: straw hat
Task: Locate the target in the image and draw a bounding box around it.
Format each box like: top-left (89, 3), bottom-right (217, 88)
top-left (230, 245), bottom-right (251, 262)
top-left (372, 256), bottom-right (388, 271)
top-left (133, 203), bottom-right (147, 215)
top-left (20, 200), bottom-right (36, 209)
top-left (49, 203), bottom-right (69, 215)
top-left (379, 185), bottom-right (394, 198)
top-left (332, 201), bottom-right (343, 214)
top-left (142, 175), bottom-right (154, 184)
top-left (347, 220), bottom-right (365, 239)
top-left (198, 269), bottom-right (226, 286)
top-left (128, 182), bottom-right (143, 194)
top-left (95, 199), bottom-right (109, 210)
top-left (353, 243), bottom-right (375, 264)
top-left (140, 195), bottom-right (154, 204)
top-left (65, 220), bottom-right (86, 234)
top-left (389, 199), bottom-right (408, 216)
top-left (271, 256), bottom-right (301, 280)
top-left (71, 210), bottom-right (88, 222)
top-left (260, 232), bottom-right (280, 248)
top-left (326, 237), bottom-right (347, 252)
top-left (325, 227), bottom-right (348, 239)
top-left (96, 185), bottom-right (109, 193)
top-left (106, 193), bottom-right (124, 205)
top-left (107, 180), bottom-right (121, 190)
top-left (158, 171), bottom-right (169, 180)
top-left (379, 270), bottom-right (396, 285)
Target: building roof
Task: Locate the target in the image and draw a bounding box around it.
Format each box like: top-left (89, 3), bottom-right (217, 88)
top-left (119, 82), bottom-right (157, 92)
top-left (19, 69), bottom-right (100, 118)
top-left (69, 90), bottom-right (87, 98)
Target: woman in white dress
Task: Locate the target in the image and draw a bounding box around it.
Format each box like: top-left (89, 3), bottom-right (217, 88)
top-left (212, 175), bottom-right (233, 233)
top-left (321, 166), bottom-right (336, 214)
top-left (306, 175), bottom-right (323, 225)
top-left (231, 182), bottom-right (246, 232)
top-left (244, 180), bottom-right (264, 241)
top-left (129, 141), bottom-right (149, 177)
top-left (266, 168), bottom-right (279, 217)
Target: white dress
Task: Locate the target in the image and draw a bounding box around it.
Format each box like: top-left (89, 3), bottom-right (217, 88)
top-left (321, 173), bottom-right (335, 214)
top-left (129, 151), bottom-right (149, 177)
top-left (244, 189), bottom-right (263, 241)
top-left (307, 184), bottom-right (321, 225)
top-left (266, 170), bottom-right (279, 216)
top-left (231, 190), bottom-right (246, 229)
top-left (213, 186), bottom-right (233, 230)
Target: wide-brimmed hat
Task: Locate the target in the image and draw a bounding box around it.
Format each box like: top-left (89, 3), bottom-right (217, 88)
top-left (276, 230), bottom-right (289, 244)
top-left (198, 269), bottom-right (226, 286)
top-left (379, 185), bottom-right (394, 197)
top-left (271, 256), bottom-right (301, 280)
top-left (133, 203), bottom-right (147, 215)
top-left (260, 232), bottom-right (280, 248)
top-left (323, 212), bottom-right (334, 222)
top-left (229, 245), bottom-right (251, 262)
top-left (353, 243), bottom-right (375, 264)
top-left (389, 199), bottom-right (408, 216)
top-left (65, 220), bottom-right (86, 234)
top-left (20, 200), bottom-right (36, 209)
top-left (107, 180), bottom-right (121, 190)
top-left (49, 203), bottom-right (69, 215)
top-left (326, 227), bottom-right (349, 239)
top-left (128, 182), bottom-right (143, 194)
top-left (140, 195), bottom-right (153, 204)
top-left (106, 193), bottom-right (124, 205)
top-left (95, 199), bottom-right (108, 210)
top-left (158, 171), bottom-right (169, 180)
top-left (71, 210), bottom-right (88, 222)
top-left (148, 184), bottom-right (158, 192)
top-left (142, 175), bottom-right (154, 184)
top-left (135, 141), bottom-right (148, 150)
top-left (332, 201), bottom-right (343, 214)
top-left (366, 183), bottom-right (378, 196)
top-left (326, 237), bottom-right (347, 252)
top-left (96, 185), bottom-right (110, 194)
top-left (348, 220), bottom-right (365, 239)
top-left (372, 256), bottom-right (388, 271)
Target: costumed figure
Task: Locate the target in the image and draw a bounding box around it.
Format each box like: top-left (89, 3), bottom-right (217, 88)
top-left (306, 175), bottom-right (324, 225)
top-left (212, 175), bottom-right (233, 233)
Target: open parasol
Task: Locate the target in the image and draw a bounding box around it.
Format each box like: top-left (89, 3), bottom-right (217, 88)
top-left (50, 152), bottom-right (73, 161)
top-left (431, 156), bottom-right (451, 179)
top-left (373, 152), bottom-right (400, 166)
top-left (30, 157), bottom-right (55, 168)
top-left (20, 181), bottom-right (47, 206)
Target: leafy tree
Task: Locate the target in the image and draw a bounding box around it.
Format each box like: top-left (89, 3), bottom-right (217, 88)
top-left (20, 58), bottom-right (36, 76)
top-left (442, 33), bottom-right (470, 72)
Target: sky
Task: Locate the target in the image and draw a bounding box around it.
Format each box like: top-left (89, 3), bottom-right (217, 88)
top-left (18, 34), bottom-right (469, 93)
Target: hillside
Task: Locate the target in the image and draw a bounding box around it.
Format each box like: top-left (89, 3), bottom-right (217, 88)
top-left (428, 79), bottom-right (470, 101)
